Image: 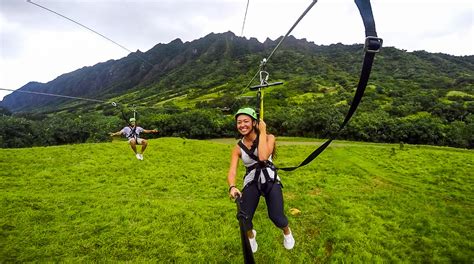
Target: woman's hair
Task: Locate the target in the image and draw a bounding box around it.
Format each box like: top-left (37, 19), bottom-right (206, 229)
top-left (272, 141), bottom-right (277, 160)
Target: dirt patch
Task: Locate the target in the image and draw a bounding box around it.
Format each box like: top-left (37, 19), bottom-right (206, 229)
top-left (284, 191), bottom-right (297, 201)
top-left (373, 176), bottom-right (388, 187)
top-left (325, 240), bottom-right (333, 256)
top-left (309, 187), bottom-right (322, 196)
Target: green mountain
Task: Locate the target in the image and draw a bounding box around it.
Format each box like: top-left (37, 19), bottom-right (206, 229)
top-left (1, 32), bottom-right (260, 112)
top-left (2, 31), bottom-right (472, 113)
top-left (1, 31), bottom-right (473, 148)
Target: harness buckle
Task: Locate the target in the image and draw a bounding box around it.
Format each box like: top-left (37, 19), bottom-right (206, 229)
top-left (364, 36), bottom-right (383, 53)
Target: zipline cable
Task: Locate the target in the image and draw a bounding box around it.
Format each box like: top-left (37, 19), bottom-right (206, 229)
top-left (1, 87), bottom-right (145, 127)
top-left (0, 87), bottom-right (182, 114)
top-left (244, 0), bottom-right (318, 89)
top-left (0, 87), bottom-right (116, 105)
top-left (230, 0), bottom-right (318, 110)
top-left (26, 0), bottom-right (154, 67)
top-left (240, 0), bottom-right (250, 37)
top-left (266, 0), bottom-right (317, 64)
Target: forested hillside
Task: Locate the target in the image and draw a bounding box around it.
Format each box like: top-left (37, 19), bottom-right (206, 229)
top-left (0, 31), bottom-right (473, 148)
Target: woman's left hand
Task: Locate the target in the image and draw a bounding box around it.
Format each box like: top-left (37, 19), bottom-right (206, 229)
top-left (229, 186), bottom-right (241, 199)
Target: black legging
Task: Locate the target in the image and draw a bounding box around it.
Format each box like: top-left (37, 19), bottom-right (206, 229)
top-left (240, 181), bottom-right (288, 231)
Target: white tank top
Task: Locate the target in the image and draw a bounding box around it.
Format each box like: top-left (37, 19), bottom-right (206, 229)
top-left (240, 139), bottom-right (279, 188)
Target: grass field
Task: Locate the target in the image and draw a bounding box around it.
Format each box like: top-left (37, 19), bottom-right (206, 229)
top-left (1, 137), bottom-right (473, 263)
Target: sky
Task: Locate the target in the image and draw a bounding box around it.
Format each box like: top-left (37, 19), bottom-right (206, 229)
top-left (0, 0), bottom-right (473, 100)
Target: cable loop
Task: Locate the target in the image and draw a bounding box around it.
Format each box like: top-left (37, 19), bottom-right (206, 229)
top-left (259, 71), bottom-right (269, 86)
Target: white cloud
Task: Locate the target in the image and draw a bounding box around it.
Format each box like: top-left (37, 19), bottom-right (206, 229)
top-left (0, 30), bottom-right (125, 94)
top-left (0, 0), bottom-right (473, 100)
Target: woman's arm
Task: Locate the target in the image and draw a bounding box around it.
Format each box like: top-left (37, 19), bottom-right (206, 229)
top-left (227, 145), bottom-right (242, 198)
top-left (257, 120), bottom-right (275, 161)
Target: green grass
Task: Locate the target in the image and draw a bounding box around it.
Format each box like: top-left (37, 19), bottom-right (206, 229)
top-left (1, 138), bottom-right (473, 263)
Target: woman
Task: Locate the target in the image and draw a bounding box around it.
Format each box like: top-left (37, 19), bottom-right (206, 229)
top-left (227, 107), bottom-right (295, 253)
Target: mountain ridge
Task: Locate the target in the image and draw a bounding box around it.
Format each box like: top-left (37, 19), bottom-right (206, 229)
top-left (1, 31), bottom-right (473, 113)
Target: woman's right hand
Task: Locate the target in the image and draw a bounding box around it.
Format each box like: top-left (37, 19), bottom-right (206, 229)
top-left (229, 186), bottom-right (241, 199)
top-left (258, 119), bottom-right (267, 133)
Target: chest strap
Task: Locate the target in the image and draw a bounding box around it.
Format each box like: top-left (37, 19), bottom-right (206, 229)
top-left (238, 139), bottom-right (278, 191)
top-left (129, 126), bottom-right (138, 140)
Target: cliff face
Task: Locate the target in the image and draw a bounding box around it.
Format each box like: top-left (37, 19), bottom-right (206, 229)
top-left (1, 31), bottom-right (473, 113)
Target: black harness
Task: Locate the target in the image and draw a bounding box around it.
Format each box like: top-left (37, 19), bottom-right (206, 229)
top-left (238, 136), bottom-right (279, 191)
top-left (118, 104), bottom-right (140, 142)
top-left (129, 126), bottom-right (138, 141)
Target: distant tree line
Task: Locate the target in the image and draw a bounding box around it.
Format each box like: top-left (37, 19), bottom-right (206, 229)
top-left (2, 38), bottom-right (472, 149)
top-left (0, 94), bottom-right (472, 149)
top-left (0, 111), bottom-right (119, 148)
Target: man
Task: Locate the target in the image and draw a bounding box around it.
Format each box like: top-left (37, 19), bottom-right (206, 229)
top-left (109, 118), bottom-right (158, 160)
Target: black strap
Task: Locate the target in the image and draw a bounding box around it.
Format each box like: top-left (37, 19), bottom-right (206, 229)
top-left (117, 104), bottom-right (140, 141)
top-left (279, 0), bottom-right (382, 172)
top-left (130, 126), bottom-right (138, 141)
top-left (238, 137), bottom-right (278, 192)
top-left (238, 139), bottom-right (262, 188)
top-left (235, 195), bottom-right (255, 264)
top-left (256, 90), bottom-right (262, 121)
top-left (238, 140), bottom-right (259, 162)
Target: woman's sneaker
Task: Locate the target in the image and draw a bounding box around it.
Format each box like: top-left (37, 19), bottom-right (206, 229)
top-left (283, 231), bottom-right (295, 250)
top-left (249, 229), bottom-right (258, 253)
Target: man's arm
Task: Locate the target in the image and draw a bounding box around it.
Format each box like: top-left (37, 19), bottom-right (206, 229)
top-left (109, 130), bottom-right (123, 137)
top-left (143, 129), bottom-right (158, 134)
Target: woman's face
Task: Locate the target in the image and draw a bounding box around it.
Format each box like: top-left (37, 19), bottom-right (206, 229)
top-left (236, 115), bottom-right (255, 136)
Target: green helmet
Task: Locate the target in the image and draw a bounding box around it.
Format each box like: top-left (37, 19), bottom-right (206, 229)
top-left (129, 118), bottom-right (136, 123)
top-left (234, 107), bottom-right (257, 120)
